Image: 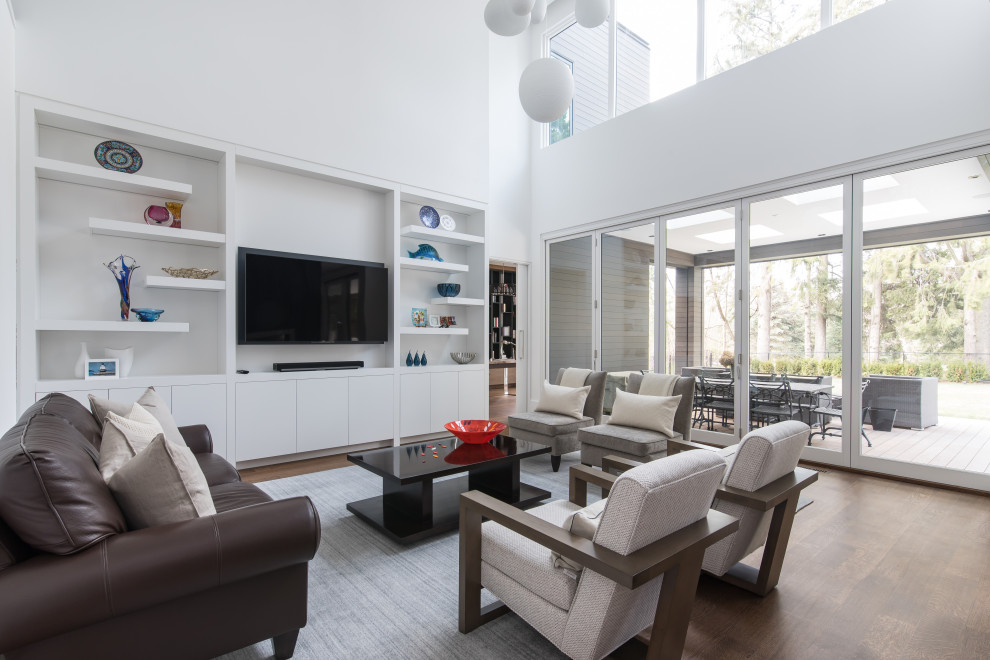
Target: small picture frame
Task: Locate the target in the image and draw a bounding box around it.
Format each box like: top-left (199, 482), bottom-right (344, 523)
top-left (440, 315), bottom-right (456, 328)
top-left (412, 308), bottom-right (428, 327)
top-left (85, 358), bottom-right (119, 380)
top-left (428, 314), bottom-right (440, 328)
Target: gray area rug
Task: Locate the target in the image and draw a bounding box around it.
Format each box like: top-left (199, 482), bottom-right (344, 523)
top-left (217, 452), bottom-right (594, 660)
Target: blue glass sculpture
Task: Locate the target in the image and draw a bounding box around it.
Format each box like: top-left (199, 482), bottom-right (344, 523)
top-left (406, 351), bottom-right (413, 367)
top-left (414, 352), bottom-right (421, 367)
top-left (407, 244), bottom-right (443, 262)
top-left (421, 352), bottom-right (428, 366)
top-left (104, 255), bottom-right (139, 320)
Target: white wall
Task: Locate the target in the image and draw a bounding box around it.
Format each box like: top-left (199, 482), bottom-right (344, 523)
top-left (487, 31), bottom-right (534, 263)
top-left (0, 2), bottom-right (15, 427)
top-left (527, 0), bottom-right (990, 391)
top-left (12, 0), bottom-right (490, 204)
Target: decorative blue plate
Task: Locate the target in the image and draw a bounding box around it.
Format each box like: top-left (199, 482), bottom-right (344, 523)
top-left (94, 140), bottom-right (143, 173)
top-left (419, 206), bottom-right (440, 229)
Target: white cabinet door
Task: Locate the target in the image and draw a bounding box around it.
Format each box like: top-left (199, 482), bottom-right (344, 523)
top-left (400, 373), bottom-right (431, 437)
top-left (171, 384), bottom-right (228, 461)
top-left (235, 380), bottom-right (296, 461)
top-left (297, 378), bottom-right (349, 452)
top-left (37, 389), bottom-right (108, 408)
top-left (108, 386), bottom-right (172, 409)
top-left (430, 372), bottom-right (459, 432)
top-left (458, 370), bottom-right (487, 421)
top-left (349, 375), bottom-right (394, 445)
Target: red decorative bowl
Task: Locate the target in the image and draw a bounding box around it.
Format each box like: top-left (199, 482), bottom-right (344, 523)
top-left (444, 420), bottom-right (506, 445)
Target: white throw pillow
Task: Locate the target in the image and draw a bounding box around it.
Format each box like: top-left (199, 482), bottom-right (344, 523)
top-left (107, 435), bottom-right (216, 530)
top-left (535, 381), bottom-right (591, 420)
top-left (551, 498), bottom-right (608, 573)
top-left (89, 387), bottom-right (185, 446)
top-left (98, 403), bottom-right (167, 481)
top-left (608, 389), bottom-right (682, 436)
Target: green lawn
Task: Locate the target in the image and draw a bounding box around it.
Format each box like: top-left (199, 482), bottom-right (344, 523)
top-left (937, 382), bottom-right (990, 420)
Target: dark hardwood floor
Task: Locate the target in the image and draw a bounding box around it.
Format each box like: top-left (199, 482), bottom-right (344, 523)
top-left (489, 386), bottom-right (517, 424)
top-left (240, 447), bottom-right (990, 658)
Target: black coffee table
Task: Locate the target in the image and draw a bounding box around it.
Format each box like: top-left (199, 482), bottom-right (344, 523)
top-left (346, 434), bottom-right (551, 544)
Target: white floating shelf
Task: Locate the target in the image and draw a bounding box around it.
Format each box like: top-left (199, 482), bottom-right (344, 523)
top-left (399, 257), bottom-right (469, 273)
top-left (400, 225), bottom-right (484, 246)
top-left (36, 320), bottom-right (190, 333)
top-left (145, 275), bottom-right (225, 291)
top-left (89, 217), bottom-right (225, 247)
top-left (430, 297), bottom-right (485, 306)
top-left (36, 157), bottom-right (192, 200)
top-left (399, 327), bottom-right (469, 335)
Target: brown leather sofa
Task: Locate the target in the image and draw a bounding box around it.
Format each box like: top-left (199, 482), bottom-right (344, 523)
top-left (0, 393), bottom-right (321, 660)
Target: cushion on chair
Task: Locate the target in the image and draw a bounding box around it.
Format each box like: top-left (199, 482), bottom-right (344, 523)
top-left (209, 481), bottom-right (273, 513)
top-left (579, 423), bottom-right (681, 457)
top-left (551, 498), bottom-right (607, 573)
top-left (560, 368), bottom-right (592, 388)
top-left (535, 381), bottom-right (592, 420)
top-left (607, 390), bottom-right (681, 435)
top-left (508, 411), bottom-right (593, 436)
top-left (482, 499), bottom-right (582, 610)
top-left (98, 404), bottom-right (167, 481)
top-left (89, 387), bottom-right (185, 447)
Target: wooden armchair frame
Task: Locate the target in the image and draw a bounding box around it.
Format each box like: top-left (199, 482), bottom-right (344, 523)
top-left (603, 442), bottom-right (818, 597)
top-left (459, 465), bottom-right (738, 660)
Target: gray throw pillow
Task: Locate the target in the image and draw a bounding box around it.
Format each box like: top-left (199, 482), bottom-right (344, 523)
top-left (107, 435), bottom-right (216, 530)
top-left (98, 403), bottom-right (165, 481)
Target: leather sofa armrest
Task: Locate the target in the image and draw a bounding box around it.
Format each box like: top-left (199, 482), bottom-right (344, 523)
top-left (0, 497), bottom-right (321, 653)
top-left (178, 424), bottom-right (213, 454)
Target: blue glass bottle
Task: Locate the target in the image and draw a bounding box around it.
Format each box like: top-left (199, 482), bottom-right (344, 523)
top-left (414, 352), bottom-right (421, 367)
top-left (406, 351), bottom-right (413, 367)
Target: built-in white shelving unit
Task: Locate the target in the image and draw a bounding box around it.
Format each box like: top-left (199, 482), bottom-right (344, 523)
top-left (430, 297), bottom-right (485, 306)
top-left (89, 217), bottom-right (225, 247)
top-left (400, 225), bottom-right (484, 246)
top-left (35, 319), bottom-right (190, 333)
top-left (399, 327), bottom-right (469, 336)
top-left (398, 257), bottom-right (469, 273)
top-left (36, 157), bottom-right (193, 199)
top-left (18, 95), bottom-right (494, 466)
top-left (144, 275), bottom-right (225, 291)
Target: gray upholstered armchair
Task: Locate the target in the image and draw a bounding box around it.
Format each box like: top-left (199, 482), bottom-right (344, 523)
top-left (459, 450), bottom-right (738, 660)
top-left (578, 373), bottom-right (695, 467)
top-left (610, 419), bottom-right (818, 596)
top-left (507, 369), bottom-right (607, 471)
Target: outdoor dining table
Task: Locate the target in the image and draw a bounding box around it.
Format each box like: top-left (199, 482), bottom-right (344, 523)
top-left (698, 378), bottom-right (833, 426)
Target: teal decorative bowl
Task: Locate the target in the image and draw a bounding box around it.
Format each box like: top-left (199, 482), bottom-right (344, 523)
top-left (132, 308), bottom-right (164, 322)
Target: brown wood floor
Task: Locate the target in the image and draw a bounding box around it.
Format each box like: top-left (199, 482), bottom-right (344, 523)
top-left (241, 452), bottom-right (990, 659)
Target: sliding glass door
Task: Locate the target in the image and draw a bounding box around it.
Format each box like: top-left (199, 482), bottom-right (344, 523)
top-left (744, 181), bottom-right (849, 465)
top-left (547, 235), bottom-right (595, 376)
top-left (852, 150), bottom-right (990, 490)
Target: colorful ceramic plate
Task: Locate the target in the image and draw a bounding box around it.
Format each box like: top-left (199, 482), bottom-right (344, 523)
top-left (94, 140), bottom-right (143, 173)
top-left (439, 214), bottom-right (456, 231)
top-left (419, 205), bottom-right (440, 229)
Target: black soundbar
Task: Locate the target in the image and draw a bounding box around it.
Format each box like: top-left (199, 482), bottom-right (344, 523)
top-left (273, 360), bottom-right (364, 372)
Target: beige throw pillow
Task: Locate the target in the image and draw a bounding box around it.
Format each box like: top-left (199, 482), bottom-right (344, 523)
top-left (551, 498), bottom-right (608, 573)
top-left (99, 403), bottom-right (166, 481)
top-left (608, 389), bottom-right (682, 436)
top-left (89, 387), bottom-right (185, 446)
top-left (107, 435), bottom-right (216, 530)
top-left (535, 381), bottom-right (591, 420)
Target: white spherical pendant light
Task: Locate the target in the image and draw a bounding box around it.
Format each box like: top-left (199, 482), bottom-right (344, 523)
top-left (519, 58), bottom-right (574, 123)
top-left (485, 0), bottom-right (530, 36)
top-left (509, 0), bottom-right (536, 16)
top-left (575, 0), bottom-right (609, 28)
top-left (530, 0), bottom-right (547, 24)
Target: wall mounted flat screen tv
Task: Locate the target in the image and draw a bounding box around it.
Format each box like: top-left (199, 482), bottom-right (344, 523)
top-left (238, 247), bottom-right (389, 344)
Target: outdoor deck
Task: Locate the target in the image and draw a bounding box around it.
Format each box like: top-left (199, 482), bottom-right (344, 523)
top-left (813, 415), bottom-right (990, 474)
